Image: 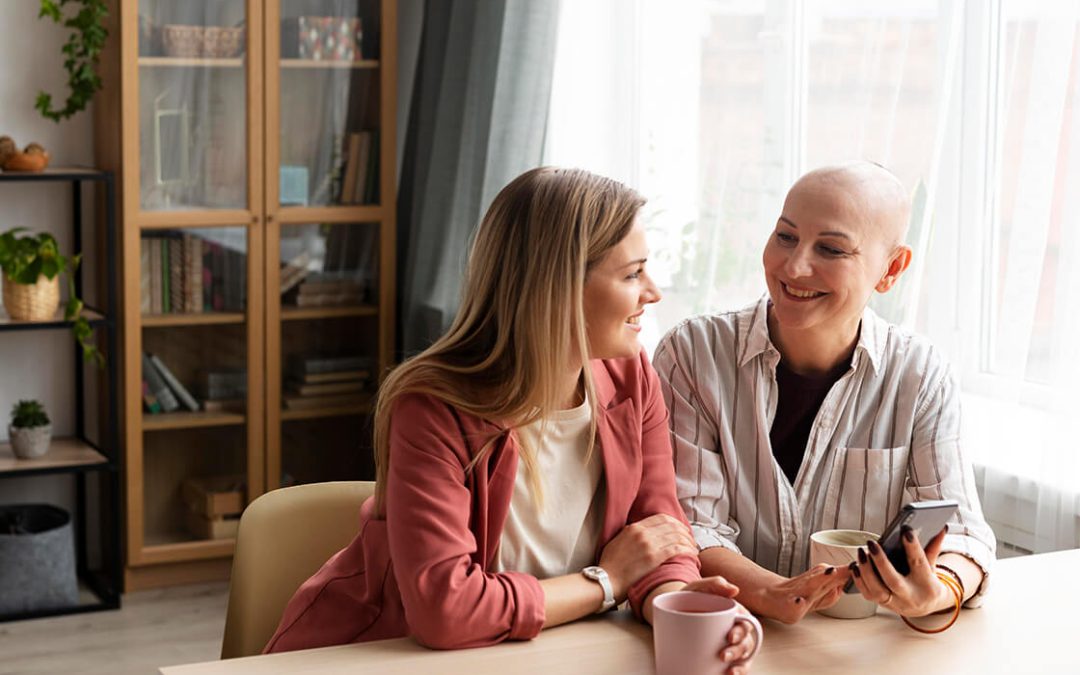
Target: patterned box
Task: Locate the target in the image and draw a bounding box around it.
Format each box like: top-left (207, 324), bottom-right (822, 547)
top-left (297, 17), bottom-right (363, 61)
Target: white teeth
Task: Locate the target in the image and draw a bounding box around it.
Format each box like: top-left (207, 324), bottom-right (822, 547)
top-left (784, 283), bottom-right (823, 299)
top-left (626, 315), bottom-right (640, 325)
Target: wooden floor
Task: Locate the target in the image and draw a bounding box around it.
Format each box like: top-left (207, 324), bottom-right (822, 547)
top-left (0, 582), bottom-right (229, 675)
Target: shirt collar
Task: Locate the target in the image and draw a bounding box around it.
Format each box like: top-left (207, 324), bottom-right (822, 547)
top-left (738, 295), bottom-right (886, 375)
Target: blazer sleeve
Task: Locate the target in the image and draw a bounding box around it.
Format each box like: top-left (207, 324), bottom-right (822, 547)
top-left (386, 394), bottom-right (545, 649)
top-left (624, 350), bottom-right (702, 618)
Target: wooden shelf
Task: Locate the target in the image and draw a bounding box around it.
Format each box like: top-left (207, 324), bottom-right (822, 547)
top-left (142, 411), bottom-right (246, 431)
top-left (142, 312), bottom-right (246, 327)
top-left (280, 305), bottom-right (377, 321)
top-left (139, 56), bottom-right (244, 68)
top-left (0, 307), bottom-right (105, 329)
top-left (281, 402), bottom-right (373, 421)
top-left (0, 438), bottom-right (108, 475)
top-left (141, 533), bottom-right (236, 564)
top-left (280, 58), bottom-right (379, 70)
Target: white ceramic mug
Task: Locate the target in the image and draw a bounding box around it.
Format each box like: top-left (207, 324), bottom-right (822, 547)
top-left (809, 529), bottom-right (880, 619)
top-left (653, 591), bottom-right (763, 674)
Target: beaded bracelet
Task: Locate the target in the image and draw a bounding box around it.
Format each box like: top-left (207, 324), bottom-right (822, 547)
top-left (901, 572), bottom-right (963, 634)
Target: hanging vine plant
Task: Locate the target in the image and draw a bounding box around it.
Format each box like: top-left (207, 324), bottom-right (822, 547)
top-left (35, 0), bottom-right (109, 123)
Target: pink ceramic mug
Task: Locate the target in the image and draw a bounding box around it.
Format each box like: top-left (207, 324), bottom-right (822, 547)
top-left (653, 591), bottom-right (762, 675)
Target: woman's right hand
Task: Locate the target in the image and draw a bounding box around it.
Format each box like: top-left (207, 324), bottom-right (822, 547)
top-left (746, 563), bottom-right (851, 624)
top-left (598, 514), bottom-right (698, 601)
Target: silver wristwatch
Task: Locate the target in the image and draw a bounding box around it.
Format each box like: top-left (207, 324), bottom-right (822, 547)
top-left (581, 565), bottom-right (616, 613)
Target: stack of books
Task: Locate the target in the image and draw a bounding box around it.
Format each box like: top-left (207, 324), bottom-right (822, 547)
top-left (140, 232), bottom-right (246, 314)
top-left (284, 355), bottom-right (372, 410)
top-left (286, 272), bottom-right (369, 308)
top-left (141, 353), bottom-right (246, 415)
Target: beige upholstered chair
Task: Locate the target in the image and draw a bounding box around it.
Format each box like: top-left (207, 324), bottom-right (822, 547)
top-left (220, 480), bottom-right (375, 659)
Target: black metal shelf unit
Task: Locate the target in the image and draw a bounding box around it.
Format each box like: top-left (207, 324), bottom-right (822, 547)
top-left (0, 167), bottom-right (121, 621)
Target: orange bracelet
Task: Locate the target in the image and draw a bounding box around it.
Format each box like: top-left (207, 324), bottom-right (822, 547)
top-left (901, 572), bottom-right (963, 634)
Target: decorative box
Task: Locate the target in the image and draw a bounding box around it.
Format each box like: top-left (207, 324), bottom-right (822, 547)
top-left (285, 17), bottom-right (363, 61)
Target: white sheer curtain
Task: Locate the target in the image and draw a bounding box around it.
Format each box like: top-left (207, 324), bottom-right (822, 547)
top-left (545, 0), bottom-right (1080, 555)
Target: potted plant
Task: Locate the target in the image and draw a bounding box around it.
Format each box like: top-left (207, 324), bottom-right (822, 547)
top-left (8, 400), bottom-right (52, 459)
top-left (0, 227), bottom-right (102, 365)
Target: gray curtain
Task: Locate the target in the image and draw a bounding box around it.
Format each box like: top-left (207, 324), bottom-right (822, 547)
top-left (397, 0), bottom-right (561, 356)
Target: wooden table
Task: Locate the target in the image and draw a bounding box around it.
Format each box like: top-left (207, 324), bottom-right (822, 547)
top-left (162, 548), bottom-right (1079, 674)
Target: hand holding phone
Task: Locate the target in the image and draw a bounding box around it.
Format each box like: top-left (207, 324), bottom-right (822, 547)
top-left (876, 499), bottom-right (958, 576)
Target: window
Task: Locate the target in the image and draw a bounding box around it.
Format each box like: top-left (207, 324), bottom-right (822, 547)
top-left (546, 0), bottom-right (1080, 551)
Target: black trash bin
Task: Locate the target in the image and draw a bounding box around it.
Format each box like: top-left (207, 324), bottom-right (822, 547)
top-left (0, 504), bottom-right (79, 615)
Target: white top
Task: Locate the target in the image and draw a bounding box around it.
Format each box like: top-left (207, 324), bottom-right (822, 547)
top-left (494, 396), bottom-right (604, 579)
top-left (653, 296), bottom-right (996, 604)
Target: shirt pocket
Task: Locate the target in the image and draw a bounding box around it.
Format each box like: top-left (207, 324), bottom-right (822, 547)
top-left (822, 446), bottom-right (909, 536)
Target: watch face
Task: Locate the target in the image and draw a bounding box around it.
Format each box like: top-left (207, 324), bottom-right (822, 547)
top-left (582, 566), bottom-right (604, 580)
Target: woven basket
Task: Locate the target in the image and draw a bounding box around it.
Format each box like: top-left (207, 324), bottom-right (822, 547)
top-left (161, 24), bottom-right (205, 58)
top-left (3, 274), bottom-right (60, 321)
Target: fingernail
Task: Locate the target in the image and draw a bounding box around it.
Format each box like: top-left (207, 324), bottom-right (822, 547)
top-left (867, 540), bottom-right (881, 555)
top-left (902, 525), bottom-right (914, 543)
top-left (858, 547), bottom-right (868, 564)
top-left (848, 561), bottom-right (857, 573)
top-left (852, 565), bottom-right (861, 578)
top-left (825, 566), bottom-right (835, 575)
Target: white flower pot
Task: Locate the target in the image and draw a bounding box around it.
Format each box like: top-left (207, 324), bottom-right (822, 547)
top-left (8, 424), bottom-right (51, 459)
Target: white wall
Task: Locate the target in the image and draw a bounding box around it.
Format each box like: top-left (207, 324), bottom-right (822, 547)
top-left (0, 2), bottom-right (96, 506)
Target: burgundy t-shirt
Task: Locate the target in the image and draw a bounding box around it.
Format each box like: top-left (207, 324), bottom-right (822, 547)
top-left (769, 358), bottom-right (850, 484)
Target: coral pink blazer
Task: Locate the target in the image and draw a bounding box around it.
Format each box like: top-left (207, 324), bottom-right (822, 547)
top-left (265, 350), bottom-right (700, 652)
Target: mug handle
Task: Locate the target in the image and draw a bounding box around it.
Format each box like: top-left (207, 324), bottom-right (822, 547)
top-left (728, 613), bottom-right (763, 668)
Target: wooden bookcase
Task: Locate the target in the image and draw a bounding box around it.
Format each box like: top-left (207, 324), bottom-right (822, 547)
top-left (95, 0), bottom-right (396, 590)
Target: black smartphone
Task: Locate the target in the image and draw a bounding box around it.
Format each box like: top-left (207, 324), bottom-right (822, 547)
top-left (843, 499), bottom-right (959, 592)
top-left (877, 499), bottom-right (959, 575)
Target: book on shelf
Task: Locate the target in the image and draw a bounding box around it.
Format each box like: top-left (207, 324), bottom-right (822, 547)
top-left (279, 251), bottom-right (311, 295)
top-left (149, 238), bottom-right (163, 314)
top-left (293, 292), bottom-right (366, 308)
top-left (283, 392), bottom-right (368, 411)
top-left (363, 130), bottom-right (379, 204)
top-left (201, 398), bottom-right (245, 413)
top-left (184, 233), bottom-right (204, 314)
top-left (139, 244), bottom-right (152, 313)
top-left (288, 380), bottom-right (366, 397)
top-left (169, 238), bottom-right (183, 314)
top-left (142, 352), bottom-right (179, 413)
top-left (297, 275), bottom-right (367, 296)
top-left (340, 132), bottom-right (362, 204)
top-left (295, 369), bottom-right (370, 384)
top-left (149, 353), bottom-right (200, 412)
top-left (287, 354), bottom-right (373, 377)
top-left (141, 380), bottom-right (162, 414)
top-left (200, 370), bottom-right (247, 401)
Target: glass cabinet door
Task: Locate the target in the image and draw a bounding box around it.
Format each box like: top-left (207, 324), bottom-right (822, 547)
top-left (139, 227), bottom-right (252, 549)
top-left (275, 0), bottom-right (382, 208)
top-left (274, 222), bottom-right (379, 487)
top-left (138, 0), bottom-right (249, 211)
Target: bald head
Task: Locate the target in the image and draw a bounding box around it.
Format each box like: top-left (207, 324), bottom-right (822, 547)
top-left (785, 161), bottom-right (910, 250)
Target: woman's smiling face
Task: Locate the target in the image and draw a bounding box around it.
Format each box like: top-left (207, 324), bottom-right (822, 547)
top-left (583, 219), bottom-right (662, 360)
top-left (762, 180), bottom-right (904, 335)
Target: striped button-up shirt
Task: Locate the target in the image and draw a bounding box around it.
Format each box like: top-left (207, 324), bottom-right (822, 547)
top-left (653, 297), bottom-right (995, 603)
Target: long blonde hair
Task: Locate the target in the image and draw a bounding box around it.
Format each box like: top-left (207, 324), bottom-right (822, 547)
top-left (373, 167), bottom-right (645, 512)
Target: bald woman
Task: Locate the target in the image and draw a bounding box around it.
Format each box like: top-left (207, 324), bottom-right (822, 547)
top-left (653, 162), bottom-right (995, 625)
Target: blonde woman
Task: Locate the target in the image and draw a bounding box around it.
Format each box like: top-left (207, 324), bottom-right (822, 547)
top-left (265, 167), bottom-right (756, 672)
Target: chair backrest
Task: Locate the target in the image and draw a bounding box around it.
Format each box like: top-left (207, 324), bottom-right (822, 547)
top-left (220, 480), bottom-right (375, 659)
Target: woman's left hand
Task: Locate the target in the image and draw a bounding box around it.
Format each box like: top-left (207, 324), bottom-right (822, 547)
top-left (682, 576), bottom-right (757, 675)
top-left (850, 526), bottom-right (954, 618)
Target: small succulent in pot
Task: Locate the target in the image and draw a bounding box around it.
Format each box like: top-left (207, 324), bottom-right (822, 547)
top-left (8, 399), bottom-right (52, 459)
